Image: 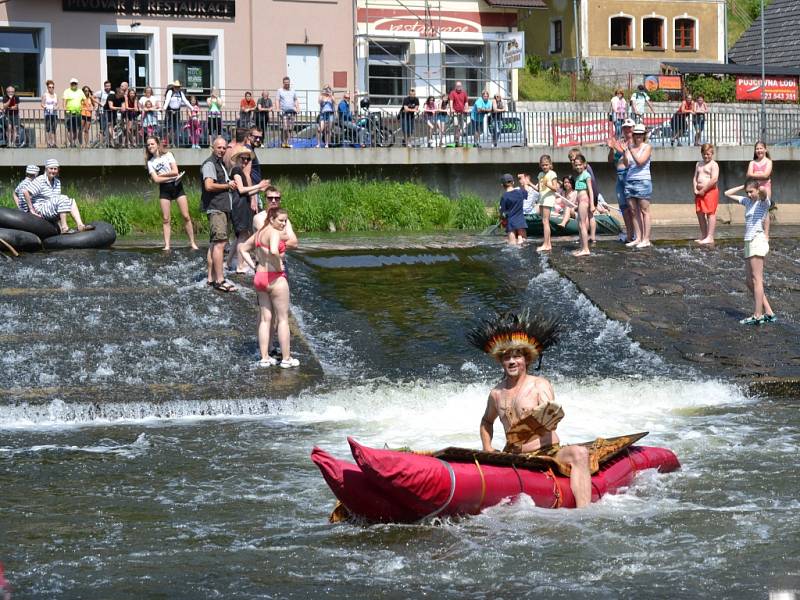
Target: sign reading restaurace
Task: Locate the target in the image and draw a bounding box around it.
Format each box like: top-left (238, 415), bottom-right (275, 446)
top-left (735, 76), bottom-right (798, 102)
top-left (63, 0), bottom-right (235, 18)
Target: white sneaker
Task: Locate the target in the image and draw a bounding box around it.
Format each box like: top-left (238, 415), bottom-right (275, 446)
top-left (279, 357), bottom-right (300, 369)
top-left (258, 357), bottom-right (278, 368)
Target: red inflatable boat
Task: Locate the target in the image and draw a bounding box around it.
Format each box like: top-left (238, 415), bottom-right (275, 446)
top-left (311, 436), bottom-right (680, 522)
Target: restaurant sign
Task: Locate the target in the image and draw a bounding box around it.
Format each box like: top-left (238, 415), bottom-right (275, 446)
top-left (735, 77), bottom-right (798, 102)
top-left (63, 0), bottom-right (235, 18)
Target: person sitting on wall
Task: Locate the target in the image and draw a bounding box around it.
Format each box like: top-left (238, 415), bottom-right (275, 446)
top-left (22, 159), bottom-right (95, 234)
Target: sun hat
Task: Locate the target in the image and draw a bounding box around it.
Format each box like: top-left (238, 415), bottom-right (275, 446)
top-left (622, 118), bottom-right (635, 128)
top-left (230, 146), bottom-right (254, 161)
top-left (500, 173), bottom-right (515, 184)
top-left (633, 124), bottom-right (646, 134)
top-left (45, 158), bottom-right (59, 169)
top-left (26, 164), bottom-right (40, 175)
top-left (172, 80), bottom-right (182, 87)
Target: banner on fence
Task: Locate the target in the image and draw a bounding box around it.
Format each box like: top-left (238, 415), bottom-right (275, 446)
top-left (644, 75), bottom-right (683, 92)
top-left (552, 118), bottom-right (613, 147)
top-left (735, 77), bottom-right (798, 102)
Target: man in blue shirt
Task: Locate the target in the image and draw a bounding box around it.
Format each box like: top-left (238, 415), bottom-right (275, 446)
top-left (471, 90), bottom-right (493, 148)
top-left (337, 92), bottom-right (367, 146)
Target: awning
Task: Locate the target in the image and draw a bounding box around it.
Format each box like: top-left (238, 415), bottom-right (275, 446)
top-left (483, 0), bottom-right (546, 8)
top-left (662, 61), bottom-right (800, 77)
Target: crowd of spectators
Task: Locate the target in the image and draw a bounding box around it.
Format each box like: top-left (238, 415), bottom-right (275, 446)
top-left (0, 76), bottom-right (520, 150)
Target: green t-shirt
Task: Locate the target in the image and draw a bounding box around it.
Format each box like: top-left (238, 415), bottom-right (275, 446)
top-left (575, 171), bottom-right (591, 191)
top-left (63, 87), bottom-right (84, 114)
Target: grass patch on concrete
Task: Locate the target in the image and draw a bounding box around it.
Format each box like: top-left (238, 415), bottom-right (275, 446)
top-left (1, 178), bottom-right (492, 235)
top-left (518, 69), bottom-right (617, 102)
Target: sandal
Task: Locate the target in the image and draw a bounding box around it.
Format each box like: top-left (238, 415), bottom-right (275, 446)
top-left (763, 313), bottom-right (777, 323)
top-left (739, 315), bottom-right (765, 325)
top-left (279, 357), bottom-right (300, 369)
top-left (212, 280), bottom-right (236, 293)
top-left (78, 224), bottom-right (96, 232)
top-left (61, 228), bottom-right (78, 235)
top-left (258, 357), bottom-right (278, 368)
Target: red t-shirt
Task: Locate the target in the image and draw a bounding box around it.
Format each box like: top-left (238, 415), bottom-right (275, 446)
top-left (240, 98), bottom-right (256, 110)
top-left (448, 89), bottom-right (468, 113)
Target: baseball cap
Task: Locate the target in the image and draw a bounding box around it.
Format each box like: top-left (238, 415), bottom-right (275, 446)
top-left (633, 124), bottom-right (646, 134)
top-left (69, 77), bottom-right (79, 84)
top-left (500, 173), bottom-right (515, 184)
top-left (622, 118), bottom-right (635, 128)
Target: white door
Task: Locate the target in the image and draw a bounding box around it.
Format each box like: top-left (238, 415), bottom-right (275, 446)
top-left (286, 45), bottom-right (320, 111)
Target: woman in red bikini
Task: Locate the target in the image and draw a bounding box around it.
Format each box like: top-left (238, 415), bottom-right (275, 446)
top-left (238, 207), bottom-right (300, 369)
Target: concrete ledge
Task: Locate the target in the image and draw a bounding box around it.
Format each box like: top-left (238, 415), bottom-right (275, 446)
top-left (3, 144), bottom-right (800, 168)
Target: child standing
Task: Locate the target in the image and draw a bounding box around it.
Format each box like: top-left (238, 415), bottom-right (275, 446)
top-left (572, 154), bottom-right (593, 257)
top-left (186, 95), bottom-right (202, 149)
top-left (142, 100), bottom-right (158, 137)
top-left (499, 173), bottom-right (527, 246)
top-left (536, 155), bottom-right (558, 252)
top-left (723, 179), bottom-right (776, 325)
top-left (747, 141), bottom-right (773, 239)
top-left (693, 143), bottom-right (720, 244)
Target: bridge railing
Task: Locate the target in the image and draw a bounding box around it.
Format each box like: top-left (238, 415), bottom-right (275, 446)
top-left (2, 108), bottom-right (799, 150)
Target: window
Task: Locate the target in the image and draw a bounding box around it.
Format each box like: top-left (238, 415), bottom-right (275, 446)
top-left (674, 18), bottom-right (696, 51)
top-left (0, 29), bottom-right (41, 96)
top-left (610, 16), bottom-right (633, 49)
top-left (172, 35), bottom-right (216, 96)
top-left (368, 42), bottom-right (411, 104)
top-left (642, 17), bottom-right (664, 50)
top-left (445, 44), bottom-right (484, 99)
top-left (106, 34), bottom-right (151, 92)
top-left (550, 20), bottom-right (563, 54)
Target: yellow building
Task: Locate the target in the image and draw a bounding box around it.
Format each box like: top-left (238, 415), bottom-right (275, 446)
top-left (519, 0), bottom-right (726, 75)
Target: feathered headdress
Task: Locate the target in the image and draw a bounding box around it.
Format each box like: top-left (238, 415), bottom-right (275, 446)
top-left (466, 311), bottom-right (560, 368)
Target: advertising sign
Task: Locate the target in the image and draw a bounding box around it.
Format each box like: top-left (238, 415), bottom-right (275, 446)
top-left (63, 0), bottom-right (235, 17)
top-left (499, 32), bottom-right (525, 70)
top-left (186, 66), bottom-right (203, 92)
top-left (552, 118), bottom-right (613, 148)
top-left (735, 77), bottom-right (798, 101)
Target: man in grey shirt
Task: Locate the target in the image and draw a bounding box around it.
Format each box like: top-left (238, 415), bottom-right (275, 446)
top-left (276, 76), bottom-right (300, 148)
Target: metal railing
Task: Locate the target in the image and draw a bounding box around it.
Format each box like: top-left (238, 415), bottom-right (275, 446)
top-left (2, 108), bottom-right (799, 150)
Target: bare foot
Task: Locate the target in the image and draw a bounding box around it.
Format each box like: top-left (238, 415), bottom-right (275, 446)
top-left (625, 240), bottom-right (639, 247)
top-left (697, 238), bottom-right (714, 245)
top-left (635, 241), bottom-right (651, 248)
top-left (694, 239), bottom-right (704, 243)
top-left (572, 249), bottom-right (590, 257)
top-left (536, 245), bottom-right (551, 252)
top-left (162, 246), bottom-right (171, 251)
top-left (190, 244), bottom-right (200, 250)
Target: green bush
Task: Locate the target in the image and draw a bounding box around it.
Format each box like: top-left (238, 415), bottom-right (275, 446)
top-left (98, 198), bottom-right (133, 236)
top-left (685, 74), bottom-right (737, 103)
top-left (526, 54), bottom-right (544, 77)
top-left (452, 193), bottom-right (493, 229)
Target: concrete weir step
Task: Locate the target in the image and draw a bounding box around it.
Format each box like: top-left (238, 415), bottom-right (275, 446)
top-left (547, 235), bottom-right (800, 396)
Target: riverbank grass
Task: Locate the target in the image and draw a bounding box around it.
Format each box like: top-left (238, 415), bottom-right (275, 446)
top-left (0, 179), bottom-right (492, 235)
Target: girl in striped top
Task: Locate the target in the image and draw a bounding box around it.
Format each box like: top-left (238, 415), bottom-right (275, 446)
top-left (724, 178), bottom-right (776, 325)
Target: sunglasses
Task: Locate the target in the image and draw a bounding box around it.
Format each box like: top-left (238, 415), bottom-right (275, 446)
top-left (251, 136), bottom-right (263, 141)
top-left (267, 196), bottom-right (281, 202)
top-left (241, 157), bottom-right (251, 162)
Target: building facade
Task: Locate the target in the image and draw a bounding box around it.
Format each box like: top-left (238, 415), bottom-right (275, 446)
top-left (0, 0), bottom-right (355, 108)
top-left (519, 0), bottom-right (726, 76)
top-left (355, 0), bottom-right (535, 104)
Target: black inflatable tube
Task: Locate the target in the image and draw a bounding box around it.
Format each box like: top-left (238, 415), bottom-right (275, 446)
top-left (0, 227), bottom-right (42, 252)
top-left (0, 207), bottom-right (60, 239)
top-left (42, 221), bottom-right (116, 250)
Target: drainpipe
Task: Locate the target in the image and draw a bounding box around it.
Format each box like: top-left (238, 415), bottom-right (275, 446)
top-left (572, 0), bottom-right (581, 77)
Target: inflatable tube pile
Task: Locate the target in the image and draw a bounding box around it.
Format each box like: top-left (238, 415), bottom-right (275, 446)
top-left (524, 213), bottom-right (622, 237)
top-left (311, 437), bottom-right (680, 522)
top-left (43, 221), bottom-right (116, 250)
top-left (0, 227), bottom-right (42, 252)
top-left (0, 208), bottom-right (115, 252)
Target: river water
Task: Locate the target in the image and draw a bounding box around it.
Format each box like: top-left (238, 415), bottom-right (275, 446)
top-left (1, 239), bottom-right (798, 598)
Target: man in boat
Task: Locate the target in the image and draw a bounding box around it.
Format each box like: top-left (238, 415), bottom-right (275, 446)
top-left (469, 312), bottom-right (592, 508)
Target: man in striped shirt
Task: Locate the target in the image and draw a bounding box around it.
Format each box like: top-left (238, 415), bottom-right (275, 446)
top-left (23, 159), bottom-right (94, 234)
top-left (14, 164), bottom-right (40, 212)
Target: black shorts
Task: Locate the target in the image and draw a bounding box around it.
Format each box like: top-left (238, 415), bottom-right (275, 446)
top-left (158, 180), bottom-right (186, 201)
top-left (65, 114), bottom-right (81, 133)
top-left (230, 194), bottom-right (254, 235)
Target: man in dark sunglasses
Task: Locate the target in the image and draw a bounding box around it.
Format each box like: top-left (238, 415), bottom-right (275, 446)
top-left (248, 126), bottom-right (267, 210)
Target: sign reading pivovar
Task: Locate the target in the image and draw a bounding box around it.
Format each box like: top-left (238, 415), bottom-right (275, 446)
top-left (62, 0), bottom-right (235, 18)
top-left (735, 77), bottom-right (798, 102)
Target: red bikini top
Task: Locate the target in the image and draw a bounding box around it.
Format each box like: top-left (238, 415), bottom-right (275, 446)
top-left (256, 234), bottom-right (286, 253)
